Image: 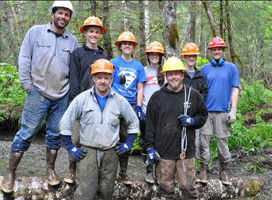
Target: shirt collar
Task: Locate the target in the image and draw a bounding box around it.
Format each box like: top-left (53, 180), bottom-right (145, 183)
top-left (47, 22), bottom-right (69, 38)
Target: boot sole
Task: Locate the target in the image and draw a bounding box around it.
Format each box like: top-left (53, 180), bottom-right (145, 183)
top-left (1, 186), bottom-right (13, 193)
top-left (64, 178), bottom-right (74, 184)
top-left (196, 178), bottom-right (209, 184)
top-left (48, 180), bottom-right (60, 186)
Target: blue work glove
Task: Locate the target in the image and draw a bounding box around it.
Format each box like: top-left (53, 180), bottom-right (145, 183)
top-left (115, 134), bottom-right (137, 155)
top-left (178, 114), bottom-right (195, 127)
top-left (62, 135), bottom-right (87, 161)
top-left (136, 105), bottom-right (146, 124)
top-left (147, 148), bottom-right (158, 164)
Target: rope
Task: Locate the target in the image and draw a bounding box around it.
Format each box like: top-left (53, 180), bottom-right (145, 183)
top-left (180, 85), bottom-right (191, 174)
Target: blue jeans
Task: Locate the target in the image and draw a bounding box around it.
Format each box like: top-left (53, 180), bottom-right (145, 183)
top-left (12, 86), bottom-right (69, 151)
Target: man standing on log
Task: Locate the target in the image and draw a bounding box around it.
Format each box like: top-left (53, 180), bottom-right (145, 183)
top-left (1, 1), bottom-right (78, 193)
top-left (64, 16), bottom-right (108, 184)
top-left (196, 36), bottom-right (239, 185)
top-left (145, 57), bottom-right (208, 200)
top-left (59, 59), bottom-right (139, 200)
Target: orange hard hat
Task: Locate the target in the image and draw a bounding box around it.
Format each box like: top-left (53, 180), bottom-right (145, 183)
top-left (181, 42), bottom-right (201, 55)
top-left (208, 36), bottom-right (227, 49)
top-left (114, 31), bottom-right (138, 47)
top-left (80, 16), bottom-right (106, 34)
top-left (144, 41), bottom-right (166, 55)
top-left (91, 59), bottom-right (114, 75)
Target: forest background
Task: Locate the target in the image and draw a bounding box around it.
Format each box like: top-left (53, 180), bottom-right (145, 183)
top-left (0, 1), bottom-right (272, 168)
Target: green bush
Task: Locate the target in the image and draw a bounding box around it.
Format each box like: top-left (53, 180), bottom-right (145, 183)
top-left (0, 63), bottom-right (26, 107)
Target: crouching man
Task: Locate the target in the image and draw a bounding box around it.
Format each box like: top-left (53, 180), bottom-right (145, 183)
top-left (59, 59), bottom-right (139, 200)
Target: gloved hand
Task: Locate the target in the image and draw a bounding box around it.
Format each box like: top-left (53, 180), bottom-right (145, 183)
top-left (62, 135), bottom-right (87, 161)
top-left (178, 114), bottom-right (195, 127)
top-left (147, 148), bottom-right (158, 164)
top-left (115, 134), bottom-right (136, 155)
top-left (227, 107), bottom-right (237, 124)
top-left (136, 105), bottom-right (146, 124)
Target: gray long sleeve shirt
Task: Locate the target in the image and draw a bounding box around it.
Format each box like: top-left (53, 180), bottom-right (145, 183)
top-left (18, 22), bottom-right (79, 101)
top-left (59, 87), bottom-right (139, 150)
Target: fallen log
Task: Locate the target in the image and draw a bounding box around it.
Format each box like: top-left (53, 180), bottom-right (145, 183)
top-left (0, 176), bottom-right (264, 200)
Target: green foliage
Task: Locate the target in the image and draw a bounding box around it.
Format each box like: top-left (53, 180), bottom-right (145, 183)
top-left (196, 56), bottom-right (209, 69)
top-left (0, 63), bottom-right (26, 106)
top-left (244, 162), bottom-right (267, 174)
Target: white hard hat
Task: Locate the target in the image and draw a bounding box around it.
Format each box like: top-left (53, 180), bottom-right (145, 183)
top-left (48, 1), bottom-right (74, 17)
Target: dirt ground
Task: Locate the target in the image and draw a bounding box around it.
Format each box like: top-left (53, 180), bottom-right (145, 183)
top-left (0, 134), bottom-right (271, 199)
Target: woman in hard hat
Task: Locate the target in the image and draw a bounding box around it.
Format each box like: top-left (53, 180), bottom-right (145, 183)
top-left (140, 41), bottom-right (166, 184)
top-left (110, 31), bottom-right (146, 185)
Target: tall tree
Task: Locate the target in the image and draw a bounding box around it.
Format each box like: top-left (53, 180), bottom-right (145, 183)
top-left (160, 1), bottom-right (179, 57)
top-left (198, 3), bottom-right (204, 51)
top-left (90, 0), bottom-right (96, 16)
top-left (144, 0), bottom-right (150, 45)
top-left (225, 0), bottom-right (235, 64)
top-left (202, 1), bottom-right (220, 37)
top-left (122, 0), bottom-right (128, 30)
top-left (138, 0), bottom-right (147, 65)
top-left (102, 0), bottom-right (113, 59)
top-left (219, 0), bottom-right (224, 36)
top-left (189, 1), bottom-right (197, 42)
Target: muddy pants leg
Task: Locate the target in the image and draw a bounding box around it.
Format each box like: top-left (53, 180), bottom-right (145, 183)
top-left (177, 158), bottom-right (198, 199)
top-left (156, 159), bottom-right (176, 198)
top-left (98, 148), bottom-right (119, 200)
top-left (74, 147), bottom-right (98, 200)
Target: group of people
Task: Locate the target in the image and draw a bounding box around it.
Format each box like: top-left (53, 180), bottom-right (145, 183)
top-left (1, 1), bottom-right (240, 200)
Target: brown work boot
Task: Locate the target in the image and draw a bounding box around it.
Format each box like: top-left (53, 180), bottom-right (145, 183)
top-left (196, 163), bottom-right (208, 184)
top-left (1, 150), bottom-right (24, 193)
top-left (46, 148), bottom-right (60, 186)
top-left (118, 156), bottom-right (132, 185)
top-left (64, 154), bottom-right (76, 184)
top-left (219, 162), bottom-right (231, 185)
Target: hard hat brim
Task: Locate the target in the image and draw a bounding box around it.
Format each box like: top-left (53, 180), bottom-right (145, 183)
top-left (160, 69), bottom-right (187, 74)
top-left (115, 40), bottom-right (138, 47)
top-left (80, 25), bottom-right (106, 34)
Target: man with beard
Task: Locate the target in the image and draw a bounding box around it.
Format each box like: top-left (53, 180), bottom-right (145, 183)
top-left (145, 57), bottom-right (208, 199)
top-left (1, 1), bottom-right (78, 193)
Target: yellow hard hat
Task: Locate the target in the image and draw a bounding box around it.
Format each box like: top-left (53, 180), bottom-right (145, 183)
top-left (161, 57), bottom-right (186, 74)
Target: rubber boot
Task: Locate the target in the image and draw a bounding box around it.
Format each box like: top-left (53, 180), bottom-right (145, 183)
top-left (46, 148), bottom-right (60, 186)
top-left (219, 162), bottom-right (231, 185)
top-left (1, 151), bottom-right (24, 193)
top-left (64, 154), bottom-right (76, 184)
top-left (196, 163), bottom-right (208, 184)
top-left (118, 156), bottom-right (132, 185)
top-left (143, 155), bottom-right (155, 184)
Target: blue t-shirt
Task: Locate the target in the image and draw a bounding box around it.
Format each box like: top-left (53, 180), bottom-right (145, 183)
top-left (110, 56), bottom-right (146, 105)
top-left (200, 61), bottom-right (239, 112)
top-left (94, 87), bottom-right (110, 110)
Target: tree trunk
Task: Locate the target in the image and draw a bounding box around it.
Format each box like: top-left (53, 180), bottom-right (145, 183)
top-left (1, 2), bottom-right (19, 66)
top-left (122, 0), bottom-right (129, 30)
top-left (102, 0), bottom-right (113, 59)
top-left (225, 0), bottom-right (235, 64)
top-left (90, 0), bottom-right (96, 16)
top-left (220, 0), bottom-right (224, 37)
top-left (189, 1), bottom-right (197, 42)
top-left (202, 1), bottom-right (220, 37)
top-left (0, 176), bottom-right (264, 200)
top-left (144, 0), bottom-right (150, 45)
top-left (138, 0), bottom-right (147, 65)
top-left (160, 1), bottom-right (179, 57)
top-left (198, 3), bottom-right (204, 51)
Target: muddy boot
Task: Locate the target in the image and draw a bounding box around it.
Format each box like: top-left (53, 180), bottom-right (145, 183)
top-left (1, 151), bottom-right (24, 193)
top-left (219, 162), bottom-right (231, 185)
top-left (196, 163), bottom-right (208, 184)
top-left (46, 148), bottom-right (60, 186)
top-left (64, 154), bottom-right (76, 184)
top-left (118, 156), bottom-right (132, 185)
top-left (143, 155), bottom-right (155, 184)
